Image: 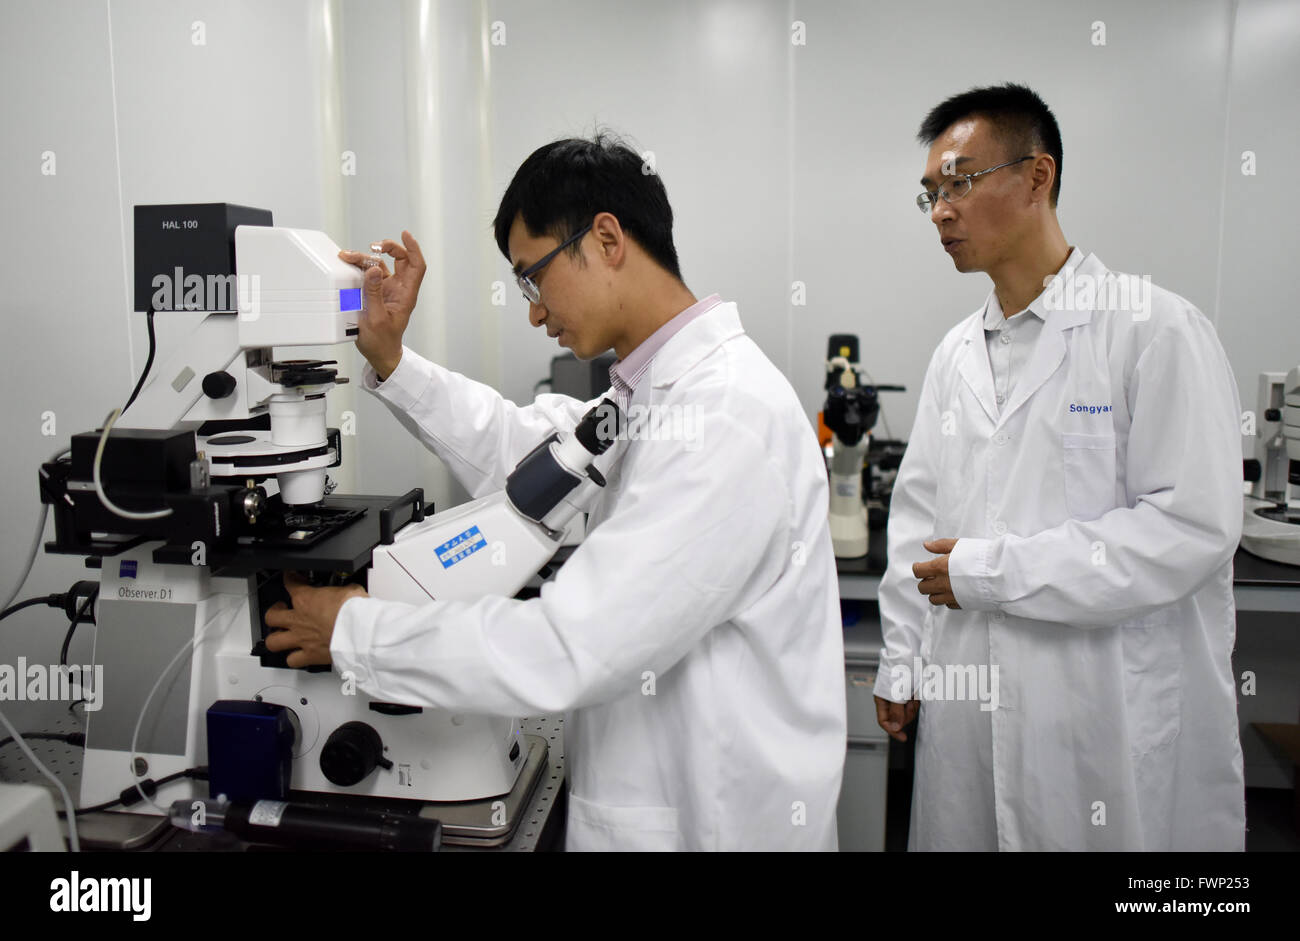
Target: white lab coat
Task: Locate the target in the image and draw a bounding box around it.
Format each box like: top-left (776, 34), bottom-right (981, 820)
top-left (874, 251), bottom-right (1246, 851)
top-left (331, 302), bottom-right (846, 850)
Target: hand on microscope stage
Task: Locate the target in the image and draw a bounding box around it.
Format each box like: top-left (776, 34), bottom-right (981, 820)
top-left (339, 230), bottom-right (427, 380)
top-left (264, 571), bottom-right (369, 668)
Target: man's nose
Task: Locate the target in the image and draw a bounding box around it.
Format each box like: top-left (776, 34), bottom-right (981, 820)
top-left (529, 300), bottom-right (547, 327)
top-left (931, 196), bottom-right (956, 224)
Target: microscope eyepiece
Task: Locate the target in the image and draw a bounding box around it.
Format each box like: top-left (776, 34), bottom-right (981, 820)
top-left (575, 399), bottom-right (622, 455)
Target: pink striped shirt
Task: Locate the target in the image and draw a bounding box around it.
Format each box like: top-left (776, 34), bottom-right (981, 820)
top-left (607, 294), bottom-right (722, 409)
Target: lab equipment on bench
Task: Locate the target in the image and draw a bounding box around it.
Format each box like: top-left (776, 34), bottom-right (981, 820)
top-left (31, 203), bottom-right (622, 847)
top-left (1242, 366), bottom-right (1300, 566)
top-left (168, 796), bottom-right (443, 852)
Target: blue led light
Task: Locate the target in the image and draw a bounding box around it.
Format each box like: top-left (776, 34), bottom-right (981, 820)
top-left (339, 288), bottom-right (361, 312)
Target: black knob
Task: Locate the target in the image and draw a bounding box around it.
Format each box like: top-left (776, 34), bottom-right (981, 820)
top-left (202, 371), bottom-right (238, 399)
top-left (1265, 408), bottom-right (1283, 422)
top-left (319, 721), bottom-right (391, 787)
top-left (575, 399), bottom-right (622, 455)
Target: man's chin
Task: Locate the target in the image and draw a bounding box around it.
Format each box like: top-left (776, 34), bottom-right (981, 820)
top-left (567, 343), bottom-right (611, 362)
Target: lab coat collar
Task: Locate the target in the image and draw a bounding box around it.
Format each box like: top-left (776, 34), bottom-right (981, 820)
top-left (648, 301), bottom-right (744, 388)
top-left (997, 250), bottom-right (1107, 426)
top-left (956, 249), bottom-right (1102, 428)
top-left (956, 316), bottom-right (1000, 426)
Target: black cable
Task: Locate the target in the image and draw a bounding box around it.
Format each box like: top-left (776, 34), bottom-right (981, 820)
top-left (0, 731), bottom-right (84, 752)
top-left (0, 595), bottom-right (59, 622)
top-left (62, 767), bottom-right (207, 817)
top-left (122, 308), bottom-right (158, 414)
top-left (59, 587), bottom-right (98, 668)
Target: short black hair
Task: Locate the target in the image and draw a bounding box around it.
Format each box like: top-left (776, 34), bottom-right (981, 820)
top-left (493, 132), bottom-right (682, 280)
top-left (918, 83), bottom-right (1063, 207)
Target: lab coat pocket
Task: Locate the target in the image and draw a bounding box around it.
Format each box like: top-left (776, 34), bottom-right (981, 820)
top-left (1120, 611), bottom-right (1183, 756)
top-left (566, 791), bottom-right (683, 852)
top-left (1061, 432), bottom-right (1118, 521)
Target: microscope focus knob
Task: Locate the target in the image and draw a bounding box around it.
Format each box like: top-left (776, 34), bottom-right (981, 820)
top-left (202, 371), bottom-right (238, 400)
top-left (320, 721), bottom-right (392, 787)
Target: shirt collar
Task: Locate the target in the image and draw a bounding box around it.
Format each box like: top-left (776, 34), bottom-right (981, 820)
top-left (609, 293), bottom-right (722, 391)
top-left (983, 247), bottom-right (1086, 329)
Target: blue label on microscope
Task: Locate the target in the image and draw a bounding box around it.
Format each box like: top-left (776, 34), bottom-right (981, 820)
top-left (435, 525), bottom-right (486, 569)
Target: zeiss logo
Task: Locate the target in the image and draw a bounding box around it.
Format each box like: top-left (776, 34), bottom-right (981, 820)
top-left (119, 560), bottom-right (138, 579)
top-left (1069, 403), bottom-right (1112, 415)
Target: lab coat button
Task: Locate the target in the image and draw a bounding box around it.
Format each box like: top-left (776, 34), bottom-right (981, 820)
top-left (1000, 333), bottom-right (1011, 345)
top-left (992, 611), bottom-right (1005, 622)
top-left (994, 433), bottom-right (1008, 445)
top-left (993, 520), bottom-right (1007, 535)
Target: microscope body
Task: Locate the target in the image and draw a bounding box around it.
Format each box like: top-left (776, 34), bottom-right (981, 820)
top-left (41, 204), bottom-right (618, 816)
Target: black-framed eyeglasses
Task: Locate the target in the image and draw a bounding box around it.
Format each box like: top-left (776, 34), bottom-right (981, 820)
top-left (515, 223), bottom-right (593, 304)
top-left (916, 156), bottom-right (1033, 214)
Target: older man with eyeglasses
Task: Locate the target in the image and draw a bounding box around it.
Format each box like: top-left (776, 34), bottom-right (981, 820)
top-left (874, 83), bottom-right (1246, 851)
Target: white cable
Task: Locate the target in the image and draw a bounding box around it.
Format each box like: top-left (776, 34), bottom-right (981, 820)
top-left (93, 408), bottom-right (173, 520)
top-left (2, 447), bottom-right (71, 614)
top-left (2, 505), bottom-right (50, 617)
top-left (129, 599), bottom-right (241, 812)
top-left (0, 706), bottom-right (79, 852)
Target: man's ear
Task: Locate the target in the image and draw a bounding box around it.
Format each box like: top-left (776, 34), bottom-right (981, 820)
top-left (592, 211), bottom-right (625, 267)
top-left (1030, 154), bottom-right (1056, 205)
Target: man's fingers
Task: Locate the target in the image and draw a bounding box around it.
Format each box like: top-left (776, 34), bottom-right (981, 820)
top-left (912, 560), bottom-right (936, 579)
top-left (374, 237), bottom-right (408, 262)
top-left (874, 697), bottom-right (908, 742)
top-left (283, 570), bottom-right (310, 597)
top-left (337, 249), bottom-right (391, 277)
top-left (263, 627), bottom-right (294, 651)
top-left (874, 697), bottom-right (897, 729)
top-left (400, 230), bottom-right (426, 270)
top-left (264, 601), bottom-right (292, 629)
top-left (887, 703), bottom-right (908, 742)
top-left (917, 574), bottom-right (945, 594)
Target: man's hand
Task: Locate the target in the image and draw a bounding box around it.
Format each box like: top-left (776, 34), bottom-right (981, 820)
top-left (264, 572), bottom-right (368, 668)
top-left (339, 230), bottom-right (427, 379)
top-left (874, 696), bottom-right (920, 743)
top-left (913, 537), bottom-right (961, 609)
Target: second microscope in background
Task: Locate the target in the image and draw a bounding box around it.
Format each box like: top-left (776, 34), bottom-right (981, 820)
top-left (820, 334), bottom-right (905, 560)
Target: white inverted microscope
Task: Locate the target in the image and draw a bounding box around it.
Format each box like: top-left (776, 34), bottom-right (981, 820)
top-left (38, 204), bottom-right (621, 845)
top-left (1241, 367), bottom-right (1300, 566)
top-left (823, 335), bottom-right (878, 559)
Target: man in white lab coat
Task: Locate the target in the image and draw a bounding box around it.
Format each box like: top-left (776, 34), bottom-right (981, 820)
top-left (873, 84), bottom-right (1246, 850)
top-left (265, 135), bottom-right (846, 850)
